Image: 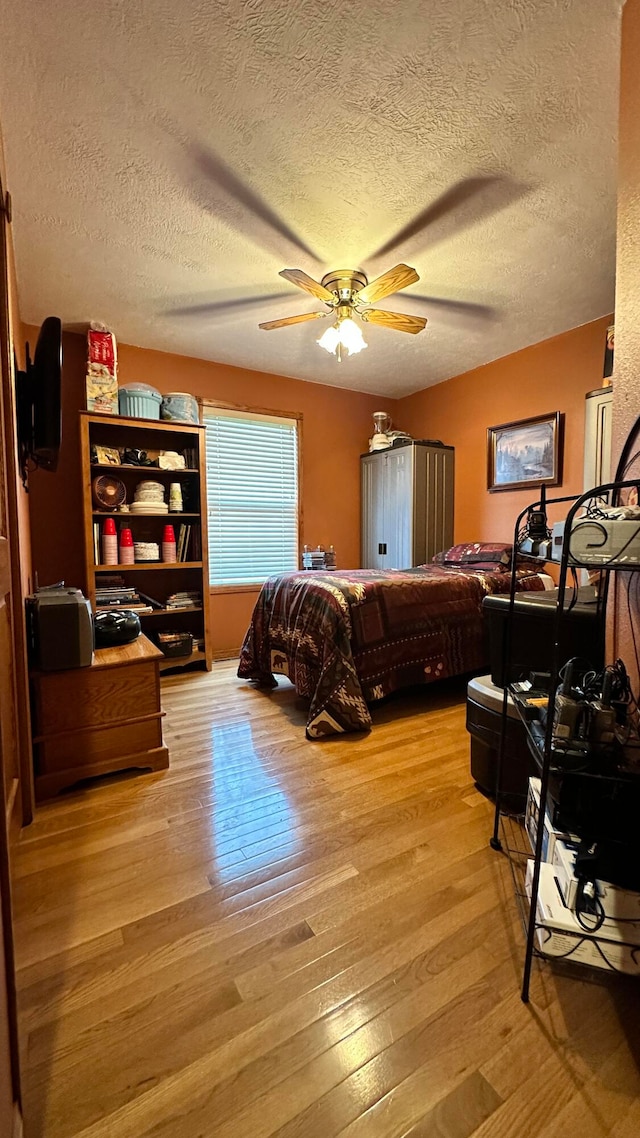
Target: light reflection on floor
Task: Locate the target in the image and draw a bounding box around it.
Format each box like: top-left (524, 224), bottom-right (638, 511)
top-left (208, 719), bottom-right (298, 883)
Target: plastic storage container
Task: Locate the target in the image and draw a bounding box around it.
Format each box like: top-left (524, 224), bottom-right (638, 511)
top-left (160, 392), bottom-right (199, 423)
top-left (118, 383), bottom-right (163, 420)
top-left (157, 631), bottom-right (193, 658)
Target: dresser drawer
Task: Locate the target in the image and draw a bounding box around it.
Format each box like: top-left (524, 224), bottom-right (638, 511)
top-left (32, 661), bottom-right (159, 735)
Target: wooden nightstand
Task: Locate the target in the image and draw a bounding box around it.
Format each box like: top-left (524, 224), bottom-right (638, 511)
top-left (30, 634), bottom-right (169, 799)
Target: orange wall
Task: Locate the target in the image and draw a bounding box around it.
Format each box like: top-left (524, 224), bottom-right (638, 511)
top-left (398, 316), bottom-right (612, 542)
top-left (611, 0), bottom-right (640, 667)
top-left (26, 331), bottom-right (393, 656)
top-left (28, 317), bottom-right (613, 658)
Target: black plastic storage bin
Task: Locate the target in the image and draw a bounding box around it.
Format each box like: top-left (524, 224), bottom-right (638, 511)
top-left (482, 587), bottom-right (603, 688)
top-left (157, 631), bottom-right (193, 658)
top-left (466, 674), bottom-right (538, 811)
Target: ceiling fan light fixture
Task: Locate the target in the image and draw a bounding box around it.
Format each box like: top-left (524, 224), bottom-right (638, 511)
top-left (317, 315), bottom-right (367, 359)
top-left (338, 315), bottom-right (367, 355)
top-left (317, 324), bottom-right (341, 354)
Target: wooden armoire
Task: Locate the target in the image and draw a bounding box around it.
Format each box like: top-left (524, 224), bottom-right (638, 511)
top-left (361, 442), bottom-right (455, 570)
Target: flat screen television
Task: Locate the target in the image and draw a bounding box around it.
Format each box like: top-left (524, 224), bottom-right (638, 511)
top-left (16, 316), bottom-right (62, 486)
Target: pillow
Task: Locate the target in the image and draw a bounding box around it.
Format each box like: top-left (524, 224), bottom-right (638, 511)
top-left (460, 561), bottom-right (508, 572)
top-left (510, 550), bottom-right (539, 569)
top-left (432, 542), bottom-right (512, 567)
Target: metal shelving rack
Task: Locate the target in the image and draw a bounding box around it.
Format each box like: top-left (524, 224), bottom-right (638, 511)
top-left (491, 479), bottom-right (640, 1002)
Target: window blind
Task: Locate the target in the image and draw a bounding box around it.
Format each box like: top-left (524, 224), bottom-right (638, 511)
top-left (203, 405), bottom-right (299, 586)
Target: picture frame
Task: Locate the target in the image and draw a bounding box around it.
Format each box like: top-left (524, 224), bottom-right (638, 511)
top-left (487, 411), bottom-right (563, 493)
top-left (94, 445), bottom-right (121, 466)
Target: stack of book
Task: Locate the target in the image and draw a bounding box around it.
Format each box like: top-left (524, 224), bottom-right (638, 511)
top-left (302, 547), bottom-right (336, 570)
top-left (95, 585), bottom-right (156, 615)
top-left (175, 523), bottom-right (202, 562)
top-left (165, 591), bottom-right (202, 611)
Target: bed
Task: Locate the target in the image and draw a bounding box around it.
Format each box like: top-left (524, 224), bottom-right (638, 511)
top-left (238, 543), bottom-right (551, 738)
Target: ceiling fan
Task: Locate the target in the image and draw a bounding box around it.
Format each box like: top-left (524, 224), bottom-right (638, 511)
top-left (258, 264), bottom-right (427, 361)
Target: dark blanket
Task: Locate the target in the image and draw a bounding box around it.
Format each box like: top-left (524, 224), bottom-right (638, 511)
top-left (238, 566), bottom-right (545, 738)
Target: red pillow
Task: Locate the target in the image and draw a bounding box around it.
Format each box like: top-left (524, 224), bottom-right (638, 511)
top-left (433, 542), bottom-right (512, 566)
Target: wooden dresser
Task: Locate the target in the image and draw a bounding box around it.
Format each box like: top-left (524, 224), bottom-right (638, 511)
top-left (30, 634), bottom-right (169, 799)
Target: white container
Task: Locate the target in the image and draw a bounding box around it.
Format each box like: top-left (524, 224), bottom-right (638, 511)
top-left (525, 778), bottom-right (578, 862)
top-left (134, 480), bottom-right (165, 503)
top-left (552, 838), bottom-right (640, 925)
top-left (134, 542), bottom-right (160, 562)
top-left (169, 482), bottom-right (183, 512)
top-left (526, 861), bottom-right (640, 974)
top-left (160, 392), bottom-right (199, 423)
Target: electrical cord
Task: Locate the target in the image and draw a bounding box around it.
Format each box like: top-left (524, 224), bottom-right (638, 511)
top-left (575, 880), bottom-right (606, 933)
top-left (566, 567), bottom-right (580, 612)
top-left (625, 575), bottom-right (640, 684)
top-left (573, 842), bottom-right (606, 932)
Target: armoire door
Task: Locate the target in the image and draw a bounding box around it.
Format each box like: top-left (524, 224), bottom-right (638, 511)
top-left (361, 453), bottom-right (385, 568)
top-left (361, 448), bottom-right (415, 570)
top-left (383, 448), bottom-right (413, 569)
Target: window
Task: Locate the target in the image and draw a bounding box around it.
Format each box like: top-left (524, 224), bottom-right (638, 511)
top-left (203, 404), bottom-right (300, 587)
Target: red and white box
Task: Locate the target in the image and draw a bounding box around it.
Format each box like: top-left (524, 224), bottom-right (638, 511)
top-left (86, 323), bottom-right (118, 414)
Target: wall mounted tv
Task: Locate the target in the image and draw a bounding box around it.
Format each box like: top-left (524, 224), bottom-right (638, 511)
top-left (16, 316), bottom-right (62, 487)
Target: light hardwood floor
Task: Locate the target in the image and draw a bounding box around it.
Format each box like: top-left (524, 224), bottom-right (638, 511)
top-left (11, 662), bottom-right (640, 1137)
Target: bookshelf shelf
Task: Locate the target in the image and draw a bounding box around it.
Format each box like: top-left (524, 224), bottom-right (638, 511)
top-left (90, 464), bottom-right (200, 474)
top-left (81, 413), bottom-right (212, 672)
top-left (141, 607), bottom-right (203, 617)
top-left (94, 562), bottom-right (203, 572)
top-left (92, 511), bottom-right (200, 518)
top-left (159, 649), bottom-right (207, 673)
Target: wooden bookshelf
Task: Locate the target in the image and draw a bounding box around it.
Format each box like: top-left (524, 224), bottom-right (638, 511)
top-left (80, 412), bottom-right (212, 672)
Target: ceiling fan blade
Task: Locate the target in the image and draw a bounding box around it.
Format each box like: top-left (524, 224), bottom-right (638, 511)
top-left (361, 309), bottom-right (427, 335)
top-left (356, 264), bottom-right (419, 306)
top-left (259, 311), bottom-right (328, 331)
top-left (279, 269), bottom-right (335, 303)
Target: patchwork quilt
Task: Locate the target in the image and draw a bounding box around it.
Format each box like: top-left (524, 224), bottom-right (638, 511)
top-left (238, 565), bottom-right (545, 738)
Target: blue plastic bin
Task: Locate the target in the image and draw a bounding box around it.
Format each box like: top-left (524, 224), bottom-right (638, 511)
top-left (118, 384), bottom-right (163, 420)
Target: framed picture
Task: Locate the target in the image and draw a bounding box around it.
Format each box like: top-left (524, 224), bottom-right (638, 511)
top-left (603, 323), bottom-right (614, 380)
top-left (487, 411), bottom-right (563, 493)
top-left (94, 445), bottom-right (121, 466)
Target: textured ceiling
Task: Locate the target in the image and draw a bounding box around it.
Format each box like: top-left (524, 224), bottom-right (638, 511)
top-left (0, 0), bottom-right (623, 397)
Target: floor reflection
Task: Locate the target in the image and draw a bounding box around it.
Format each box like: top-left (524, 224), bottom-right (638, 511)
top-left (208, 719), bottom-right (298, 883)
